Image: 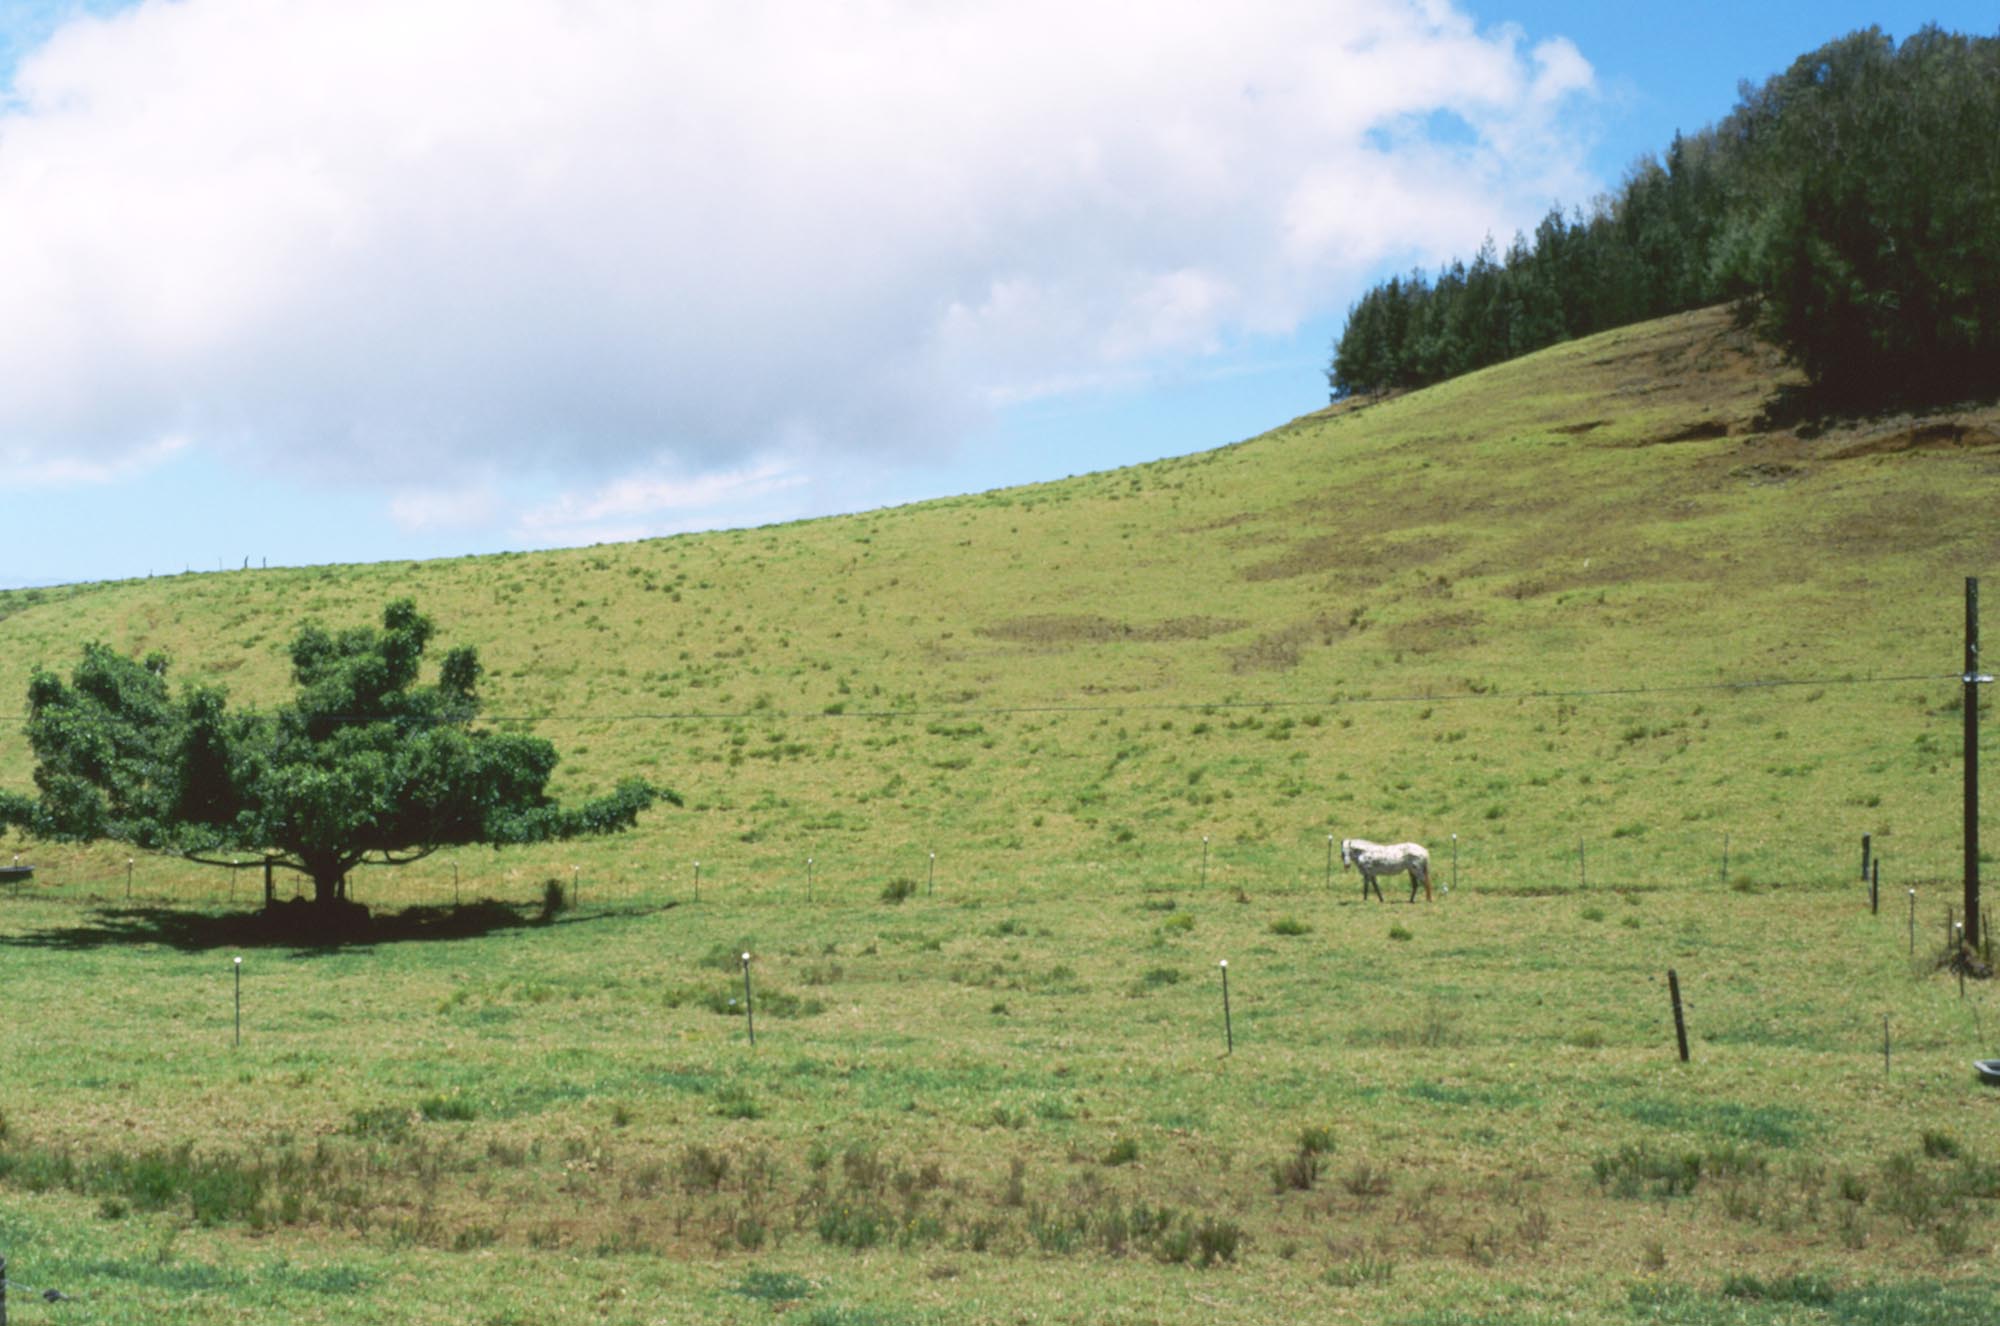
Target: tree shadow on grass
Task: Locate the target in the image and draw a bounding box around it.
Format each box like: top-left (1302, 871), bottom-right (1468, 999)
top-left (0, 897), bottom-right (676, 955)
top-left (1753, 378), bottom-right (2000, 436)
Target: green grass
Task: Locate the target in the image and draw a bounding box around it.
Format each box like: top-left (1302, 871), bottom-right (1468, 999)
top-left (0, 883), bottom-right (1993, 1321)
top-left (0, 308), bottom-right (1997, 1321)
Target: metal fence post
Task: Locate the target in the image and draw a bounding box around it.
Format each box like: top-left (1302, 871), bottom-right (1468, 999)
top-left (1219, 959), bottom-right (1232, 1055)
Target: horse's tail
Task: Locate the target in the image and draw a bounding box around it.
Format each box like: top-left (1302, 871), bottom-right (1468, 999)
top-left (1417, 852), bottom-right (1433, 901)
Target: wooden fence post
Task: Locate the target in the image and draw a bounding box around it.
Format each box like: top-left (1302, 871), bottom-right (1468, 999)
top-left (1667, 970), bottom-right (1690, 1063)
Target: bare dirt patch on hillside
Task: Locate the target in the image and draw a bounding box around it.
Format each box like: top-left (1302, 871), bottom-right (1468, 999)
top-left (1240, 533), bottom-right (1463, 585)
top-left (1643, 419), bottom-right (1735, 445)
top-left (1227, 614), bottom-right (1351, 673)
top-left (1825, 418), bottom-right (2000, 459)
top-left (1681, 407), bottom-right (2000, 495)
top-left (1383, 609), bottom-right (1483, 655)
top-left (976, 614), bottom-right (1249, 649)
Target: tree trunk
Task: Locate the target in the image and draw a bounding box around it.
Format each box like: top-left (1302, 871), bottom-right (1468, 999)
top-left (305, 858), bottom-right (347, 907)
top-left (260, 857), bottom-right (369, 940)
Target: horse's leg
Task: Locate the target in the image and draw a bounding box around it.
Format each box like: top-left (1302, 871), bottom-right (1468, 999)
top-left (1408, 868), bottom-right (1419, 903)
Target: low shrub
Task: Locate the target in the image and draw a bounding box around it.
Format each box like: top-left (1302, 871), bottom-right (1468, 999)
top-left (1323, 1255), bottom-right (1394, 1288)
top-left (1273, 1146), bottom-right (1320, 1193)
top-left (728, 1272), bottom-right (812, 1304)
top-left (1720, 1273), bottom-right (1836, 1305)
top-left (345, 1106), bottom-right (414, 1143)
top-left (1192, 1216), bottom-right (1243, 1265)
top-left (713, 1084), bottom-right (762, 1120)
top-left (417, 1093), bottom-right (476, 1122)
top-left (1341, 1160), bottom-right (1392, 1199)
top-left (1592, 1143), bottom-right (1702, 1199)
top-left (678, 1144), bottom-right (730, 1193)
top-left (816, 1202), bottom-right (890, 1249)
top-left (1920, 1129), bottom-right (1960, 1160)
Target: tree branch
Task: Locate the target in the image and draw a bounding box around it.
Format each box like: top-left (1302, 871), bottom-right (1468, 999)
top-left (182, 850), bottom-right (303, 872)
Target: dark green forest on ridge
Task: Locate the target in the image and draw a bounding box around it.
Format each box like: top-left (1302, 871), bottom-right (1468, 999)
top-left (1327, 25), bottom-right (2000, 407)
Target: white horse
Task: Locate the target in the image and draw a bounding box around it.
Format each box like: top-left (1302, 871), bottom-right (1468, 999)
top-left (1341, 839), bottom-right (1432, 902)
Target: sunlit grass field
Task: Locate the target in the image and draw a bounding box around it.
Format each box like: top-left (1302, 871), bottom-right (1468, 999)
top-left (1, 307), bottom-right (1998, 1322)
top-left (0, 879), bottom-right (1996, 1324)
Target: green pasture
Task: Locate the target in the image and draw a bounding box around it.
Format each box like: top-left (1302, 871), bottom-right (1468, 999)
top-left (0, 875), bottom-right (1996, 1323)
top-left (1, 307), bottom-right (1997, 1320)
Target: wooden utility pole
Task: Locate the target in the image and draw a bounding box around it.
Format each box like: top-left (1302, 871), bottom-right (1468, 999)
top-left (1966, 578), bottom-right (1990, 962)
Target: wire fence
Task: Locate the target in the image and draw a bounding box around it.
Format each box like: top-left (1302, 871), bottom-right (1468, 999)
top-left (0, 823), bottom-right (1980, 920)
top-left (0, 652), bottom-right (1987, 918)
top-left (0, 1256), bottom-right (74, 1312)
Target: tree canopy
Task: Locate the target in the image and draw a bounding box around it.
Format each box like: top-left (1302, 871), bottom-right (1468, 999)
top-left (1715, 26), bottom-right (2000, 402)
top-left (3, 600), bottom-right (667, 916)
top-left (1328, 25), bottom-right (2000, 407)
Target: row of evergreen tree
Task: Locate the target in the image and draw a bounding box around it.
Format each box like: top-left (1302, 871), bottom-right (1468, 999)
top-left (1327, 26), bottom-right (2000, 407)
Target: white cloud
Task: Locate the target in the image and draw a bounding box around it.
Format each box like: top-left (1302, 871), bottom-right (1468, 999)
top-left (518, 460), bottom-right (808, 539)
top-left (0, 0), bottom-right (1597, 522)
top-left (389, 483), bottom-right (501, 533)
top-left (0, 428), bottom-right (186, 485)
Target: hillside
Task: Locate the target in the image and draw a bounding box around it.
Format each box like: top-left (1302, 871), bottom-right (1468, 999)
top-left (4, 306), bottom-right (2000, 1325)
top-left (2, 305), bottom-right (1997, 902)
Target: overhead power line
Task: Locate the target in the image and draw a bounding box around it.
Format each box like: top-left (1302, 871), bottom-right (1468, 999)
top-left (0, 671), bottom-right (1958, 729)
top-left (292, 669), bottom-right (1975, 725)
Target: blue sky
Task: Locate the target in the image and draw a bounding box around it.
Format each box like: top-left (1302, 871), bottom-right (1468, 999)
top-left (1, 1), bottom-right (1992, 589)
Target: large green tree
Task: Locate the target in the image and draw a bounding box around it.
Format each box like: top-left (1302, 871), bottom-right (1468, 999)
top-left (1716, 26), bottom-right (2000, 402)
top-left (2, 600), bottom-right (666, 914)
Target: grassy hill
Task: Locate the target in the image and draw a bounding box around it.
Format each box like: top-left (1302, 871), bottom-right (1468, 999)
top-left (2, 305), bottom-right (1995, 901)
top-left (1, 307), bottom-right (1998, 1324)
